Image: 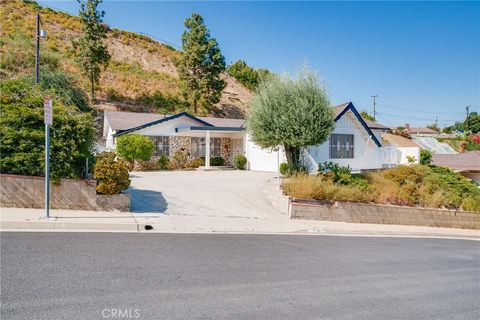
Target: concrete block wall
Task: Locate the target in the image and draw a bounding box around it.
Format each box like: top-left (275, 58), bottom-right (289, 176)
top-left (290, 200), bottom-right (480, 230)
top-left (1, 174), bottom-right (130, 212)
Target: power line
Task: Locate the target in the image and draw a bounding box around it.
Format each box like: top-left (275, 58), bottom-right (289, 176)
top-left (376, 103), bottom-right (464, 115)
top-left (376, 111), bottom-right (457, 122)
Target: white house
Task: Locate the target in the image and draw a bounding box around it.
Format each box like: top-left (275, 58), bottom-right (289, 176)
top-left (103, 102), bottom-right (406, 172)
top-left (381, 133), bottom-right (420, 165)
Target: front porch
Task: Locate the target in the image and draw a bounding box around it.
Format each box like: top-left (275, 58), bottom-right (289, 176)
top-left (150, 127), bottom-right (245, 169)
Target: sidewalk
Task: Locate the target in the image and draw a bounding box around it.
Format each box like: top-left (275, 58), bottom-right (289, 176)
top-left (1, 207), bottom-right (479, 240)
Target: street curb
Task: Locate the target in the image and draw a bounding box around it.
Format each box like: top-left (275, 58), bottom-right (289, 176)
top-left (2, 224), bottom-right (479, 241)
top-left (1, 221), bottom-right (140, 232)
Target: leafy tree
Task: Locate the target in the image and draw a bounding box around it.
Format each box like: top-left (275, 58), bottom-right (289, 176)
top-left (116, 134), bottom-right (154, 168)
top-left (74, 0), bottom-right (110, 101)
top-left (0, 77), bottom-right (94, 181)
top-left (32, 70), bottom-right (90, 112)
top-left (94, 152), bottom-right (130, 194)
top-left (427, 123), bottom-right (440, 132)
top-left (227, 60), bottom-right (273, 90)
top-left (360, 110), bottom-right (375, 122)
top-left (227, 60), bottom-right (258, 90)
top-left (465, 112), bottom-right (480, 133)
top-left (177, 13), bottom-right (226, 114)
top-left (247, 68), bottom-right (334, 166)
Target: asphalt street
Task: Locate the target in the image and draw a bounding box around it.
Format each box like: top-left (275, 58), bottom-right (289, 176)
top-left (1, 233), bottom-right (479, 320)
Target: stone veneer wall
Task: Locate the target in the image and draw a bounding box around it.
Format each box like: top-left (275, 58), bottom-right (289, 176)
top-left (169, 136), bottom-right (232, 164)
top-left (170, 136), bottom-right (192, 159)
top-left (220, 138), bottom-right (232, 165)
top-left (0, 174), bottom-right (130, 212)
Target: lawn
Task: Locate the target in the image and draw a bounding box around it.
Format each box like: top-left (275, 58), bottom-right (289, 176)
top-left (282, 164), bottom-right (480, 212)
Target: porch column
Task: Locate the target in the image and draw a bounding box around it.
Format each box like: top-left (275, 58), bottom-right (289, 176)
top-left (205, 130), bottom-right (211, 169)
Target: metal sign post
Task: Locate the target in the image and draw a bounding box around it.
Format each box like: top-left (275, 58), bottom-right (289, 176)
top-left (44, 97), bottom-right (52, 218)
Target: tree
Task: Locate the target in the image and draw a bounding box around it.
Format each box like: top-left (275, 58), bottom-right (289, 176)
top-left (360, 110), bottom-right (375, 122)
top-left (465, 112), bottom-right (480, 133)
top-left (227, 60), bottom-right (274, 91)
top-left (0, 77), bottom-right (94, 181)
top-left (246, 68), bottom-right (334, 167)
top-left (74, 0), bottom-right (110, 101)
top-left (116, 134), bottom-right (154, 168)
top-left (420, 149), bottom-right (432, 165)
top-left (177, 13), bottom-right (226, 114)
top-left (427, 123), bottom-right (440, 132)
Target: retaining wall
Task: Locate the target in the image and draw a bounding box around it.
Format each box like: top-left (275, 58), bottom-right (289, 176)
top-left (0, 174), bottom-right (130, 212)
top-left (290, 200), bottom-right (480, 230)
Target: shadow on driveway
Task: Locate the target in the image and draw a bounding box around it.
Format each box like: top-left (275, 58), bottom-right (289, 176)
top-left (126, 187), bottom-right (168, 214)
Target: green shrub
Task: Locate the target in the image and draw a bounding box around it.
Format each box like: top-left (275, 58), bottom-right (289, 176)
top-left (279, 163), bottom-right (289, 175)
top-left (420, 149), bottom-right (432, 165)
top-left (278, 162), bottom-right (308, 176)
top-left (116, 134), bottom-right (154, 169)
top-left (282, 164), bottom-right (480, 212)
top-left (234, 154), bottom-right (247, 170)
top-left (93, 152), bottom-right (130, 195)
top-left (186, 157), bottom-right (204, 169)
top-left (210, 156), bottom-right (225, 166)
top-left (34, 70), bottom-right (90, 112)
top-left (318, 162), bottom-right (352, 184)
top-left (0, 77), bottom-right (94, 181)
top-left (136, 159), bottom-right (160, 171)
top-left (157, 154), bottom-right (170, 170)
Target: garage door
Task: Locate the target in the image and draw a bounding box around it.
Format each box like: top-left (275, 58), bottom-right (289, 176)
top-left (246, 138), bottom-right (284, 172)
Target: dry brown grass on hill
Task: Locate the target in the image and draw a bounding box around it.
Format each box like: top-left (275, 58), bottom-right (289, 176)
top-left (1, 0), bottom-right (251, 117)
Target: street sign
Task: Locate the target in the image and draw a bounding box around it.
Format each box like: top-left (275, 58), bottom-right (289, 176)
top-left (44, 97), bottom-right (52, 125)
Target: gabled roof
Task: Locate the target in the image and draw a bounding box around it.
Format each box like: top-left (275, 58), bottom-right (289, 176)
top-left (407, 127), bottom-right (439, 134)
top-left (105, 111), bottom-right (165, 131)
top-left (333, 102), bottom-right (382, 147)
top-left (333, 103), bottom-right (390, 131)
top-left (382, 133), bottom-right (419, 148)
top-left (112, 112), bottom-right (215, 137)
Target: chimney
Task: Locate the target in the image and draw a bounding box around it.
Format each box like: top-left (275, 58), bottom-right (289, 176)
top-left (405, 123), bottom-right (411, 130)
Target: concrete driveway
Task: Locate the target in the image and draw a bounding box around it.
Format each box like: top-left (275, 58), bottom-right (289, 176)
top-left (127, 170), bottom-right (280, 219)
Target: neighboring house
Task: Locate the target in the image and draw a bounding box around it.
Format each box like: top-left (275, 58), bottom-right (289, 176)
top-left (103, 102), bottom-right (400, 172)
top-left (432, 151), bottom-right (480, 184)
top-left (381, 133), bottom-right (420, 165)
top-left (405, 124), bottom-right (439, 135)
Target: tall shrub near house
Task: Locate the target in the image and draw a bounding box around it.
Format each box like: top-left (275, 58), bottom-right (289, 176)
top-left (93, 152), bottom-right (130, 194)
top-left (116, 134), bottom-right (154, 169)
top-left (247, 67), bottom-right (334, 168)
top-left (0, 77), bottom-right (94, 181)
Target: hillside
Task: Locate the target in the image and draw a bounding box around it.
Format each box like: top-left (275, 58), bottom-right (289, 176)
top-left (0, 0), bottom-right (251, 117)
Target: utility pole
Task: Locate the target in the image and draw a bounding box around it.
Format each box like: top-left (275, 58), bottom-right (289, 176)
top-left (435, 116), bottom-right (438, 127)
top-left (35, 13), bottom-right (47, 84)
top-left (371, 95), bottom-right (378, 122)
top-left (35, 13), bottom-right (40, 84)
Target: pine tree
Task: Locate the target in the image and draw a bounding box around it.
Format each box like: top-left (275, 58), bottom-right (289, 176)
top-left (177, 13), bottom-right (226, 114)
top-left (74, 0), bottom-right (110, 101)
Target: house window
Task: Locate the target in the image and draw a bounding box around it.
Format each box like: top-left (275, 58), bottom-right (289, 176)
top-left (191, 137), bottom-right (221, 157)
top-left (152, 136), bottom-right (170, 156)
top-left (330, 134), bottom-right (354, 159)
